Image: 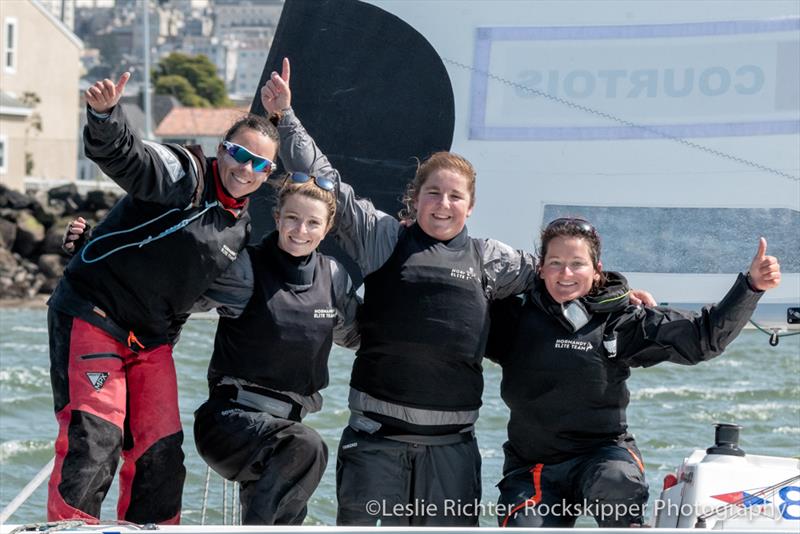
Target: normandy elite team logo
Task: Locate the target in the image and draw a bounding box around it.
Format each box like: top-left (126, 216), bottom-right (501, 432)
top-left (86, 372), bottom-right (109, 391)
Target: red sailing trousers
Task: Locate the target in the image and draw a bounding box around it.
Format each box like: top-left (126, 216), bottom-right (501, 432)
top-left (47, 311), bottom-right (185, 524)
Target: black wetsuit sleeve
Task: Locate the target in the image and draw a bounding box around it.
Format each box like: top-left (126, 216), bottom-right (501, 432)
top-left (84, 104), bottom-right (198, 205)
top-left (331, 258), bottom-right (362, 350)
top-left (485, 295), bottom-right (524, 364)
top-left (613, 273), bottom-right (762, 367)
top-left (190, 250), bottom-right (255, 318)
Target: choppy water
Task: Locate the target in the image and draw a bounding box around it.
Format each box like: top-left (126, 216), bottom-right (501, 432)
top-left (1, 307), bottom-right (798, 526)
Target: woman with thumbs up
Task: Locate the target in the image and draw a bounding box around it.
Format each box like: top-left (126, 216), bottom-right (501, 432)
top-left (486, 218), bottom-right (781, 529)
top-left (47, 73), bottom-right (279, 525)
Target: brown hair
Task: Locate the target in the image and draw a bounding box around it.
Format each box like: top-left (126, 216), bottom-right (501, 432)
top-left (272, 176), bottom-right (337, 229)
top-left (538, 218), bottom-right (607, 290)
top-left (399, 151), bottom-right (476, 222)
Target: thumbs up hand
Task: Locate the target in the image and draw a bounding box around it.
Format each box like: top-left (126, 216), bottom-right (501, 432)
top-left (85, 72), bottom-right (130, 114)
top-left (747, 237), bottom-right (781, 291)
top-left (261, 57), bottom-right (292, 115)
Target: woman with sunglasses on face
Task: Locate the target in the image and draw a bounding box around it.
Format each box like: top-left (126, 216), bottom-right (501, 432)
top-left (486, 218), bottom-right (781, 528)
top-left (259, 59), bottom-right (648, 526)
top-left (47, 72), bottom-right (278, 525)
top-left (189, 175), bottom-right (359, 525)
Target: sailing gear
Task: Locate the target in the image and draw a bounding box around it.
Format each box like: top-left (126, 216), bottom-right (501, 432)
top-left (488, 272), bottom-right (761, 469)
top-left (47, 309), bottom-right (184, 524)
top-left (194, 396), bottom-right (327, 525)
top-left (276, 108), bottom-right (538, 525)
top-left (335, 426), bottom-right (481, 526)
top-left (487, 272), bottom-right (762, 527)
top-left (54, 151), bottom-right (249, 341)
top-left (194, 231), bottom-right (360, 526)
top-left (47, 103), bottom-right (251, 524)
top-left (497, 437), bottom-right (647, 528)
top-left (209, 232), bottom-right (337, 395)
top-left (354, 224), bottom-right (488, 430)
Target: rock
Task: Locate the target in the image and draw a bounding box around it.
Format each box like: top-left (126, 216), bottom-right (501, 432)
top-left (47, 198), bottom-right (67, 218)
top-left (38, 254), bottom-right (65, 278)
top-left (0, 246), bottom-right (18, 273)
top-left (43, 220), bottom-right (69, 255)
top-left (48, 183), bottom-right (79, 202)
top-left (85, 190), bottom-right (119, 211)
top-left (48, 184), bottom-right (82, 215)
top-left (0, 217), bottom-right (17, 249)
top-left (28, 273), bottom-right (45, 297)
top-left (39, 275), bottom-right (59, 294)
top-left (0, 184), bottom-right (36, 210)
top-left (12, 210), bottom-right (46, 257)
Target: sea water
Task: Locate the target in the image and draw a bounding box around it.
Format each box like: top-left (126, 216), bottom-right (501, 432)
top-left (1, 307), bottom-right (798, 526)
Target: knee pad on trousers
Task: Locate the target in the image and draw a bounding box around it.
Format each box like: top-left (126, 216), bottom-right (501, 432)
top-left (582, 460), bottom-right (648, 527)
top-left (124, 431), bottom-right (186, 524)
top-left (58, 410), bottom-right (123, 517)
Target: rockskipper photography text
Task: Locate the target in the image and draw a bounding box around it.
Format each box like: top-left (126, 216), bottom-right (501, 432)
top-left (364, 498), bottom-right (781, 520)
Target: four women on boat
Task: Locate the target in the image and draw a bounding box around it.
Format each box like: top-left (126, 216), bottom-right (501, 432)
top-left (47, 72), bottom-right (278, 524)
top-left (53, 63), bottom-right (781, 528)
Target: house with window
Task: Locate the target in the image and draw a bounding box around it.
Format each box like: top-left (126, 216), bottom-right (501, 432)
top-left (155, 106), bottom-right (249, 155)
top-left (0, 0), bottom-right (82, 192)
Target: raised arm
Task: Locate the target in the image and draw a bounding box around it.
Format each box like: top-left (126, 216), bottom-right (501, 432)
top-left (84, 73), bottom-right (197, 205)
top-left (615, 238), bottom-right (780, 367)
top-left (262, 58), bottom-right (399, 275)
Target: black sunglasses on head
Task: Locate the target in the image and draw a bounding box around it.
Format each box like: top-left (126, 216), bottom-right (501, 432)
top-left (545, 217), bottom-right (597, 235)
top-left (287, 172), bottom-right (335, 192)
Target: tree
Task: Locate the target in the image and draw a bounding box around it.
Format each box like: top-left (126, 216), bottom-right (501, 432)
top-left (21, 92), bottom-right (42, 176)
top-left (152, 53), bottom-right (231, 107)
top-left (155, 75), bottom-right (210, 107)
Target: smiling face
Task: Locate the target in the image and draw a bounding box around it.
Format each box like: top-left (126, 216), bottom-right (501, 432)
top-left (413, 168), bottom-right (474, 241)
top-left (217, 128), bottom-right (278, 199)
top-left (274, 193), bottom-right (331, 257)
top-left (540, 236), bottom-right (601, 303)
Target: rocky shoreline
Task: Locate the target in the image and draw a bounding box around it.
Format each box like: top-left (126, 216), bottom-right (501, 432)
top-left (0, 184), bottom-right (119, 304)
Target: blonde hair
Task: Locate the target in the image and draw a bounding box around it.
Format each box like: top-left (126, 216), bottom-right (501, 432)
top-left (399, 151), bottom-right (476, 222)
top-left (273, 177), bottom-right (337, 229)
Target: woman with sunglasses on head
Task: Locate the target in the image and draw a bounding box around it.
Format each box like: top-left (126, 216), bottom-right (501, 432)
top-left (486, 218), bottom-right (781, 528)
top-left (190, 174), bottom-right (359, 525)
top-left (261, 59), bottom-right (652, 526)
top-left (47, 72), bottom-right (278, 525)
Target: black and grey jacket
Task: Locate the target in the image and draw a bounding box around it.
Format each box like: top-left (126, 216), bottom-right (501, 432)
top-left (195, 231), bottom-right (360, 416)
top-left (487, 272), bottom-right (763, 471)
top-left (50, 104), bottom-right (250, 347)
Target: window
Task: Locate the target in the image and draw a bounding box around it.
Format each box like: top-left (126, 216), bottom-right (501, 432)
top-left (0, 135), bottom-right (8, 174)
top-left (4, 17), bottom-right (17, 73)
top-left (543, 204), bottom-right (799, 273)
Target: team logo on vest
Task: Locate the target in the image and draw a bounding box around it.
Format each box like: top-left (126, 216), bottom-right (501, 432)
top-left (86, 372), bottom-right (109, 391)
top-left (554, 339), bottom-right (594, 352)
top-left (450, 266), bottom-right (476, 281)
top-left (314, 308), bottom-right (336, 319)
top-left (220, 244), bottom-right (238, 261)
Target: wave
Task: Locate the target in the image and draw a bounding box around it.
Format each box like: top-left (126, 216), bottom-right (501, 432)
top-left (0, 439), bottom-right (52, 462)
